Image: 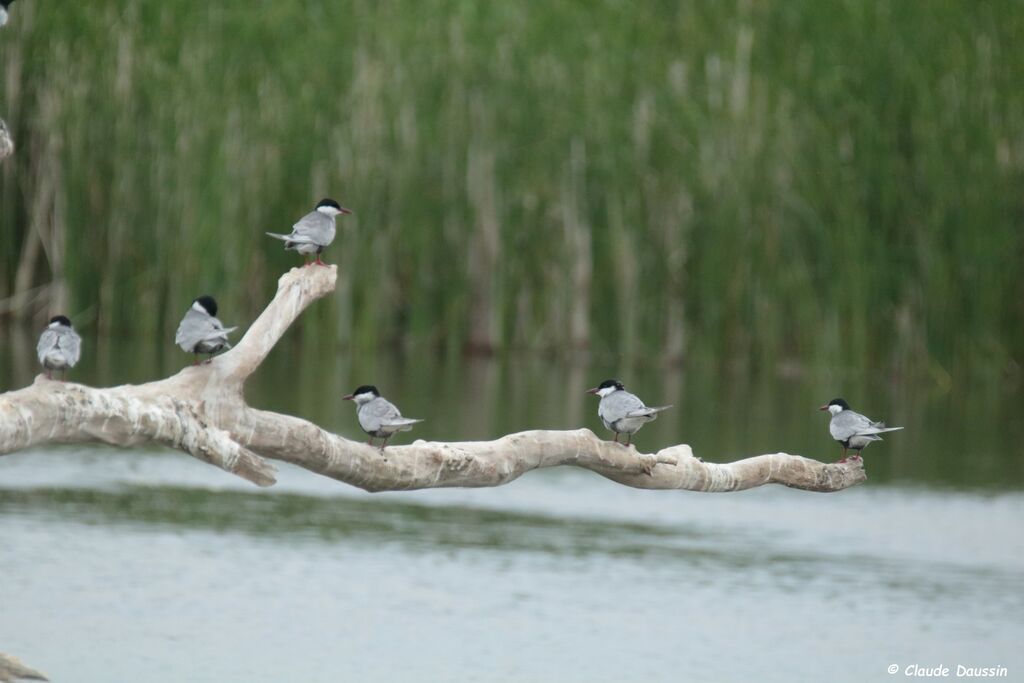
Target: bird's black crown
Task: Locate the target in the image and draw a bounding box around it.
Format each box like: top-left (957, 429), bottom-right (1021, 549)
top-left (194, 295), bottom-right (218, 316)
top-left (49, 314), bottom-right (72, 327)
top-left (597, 379), bottom-right (624, 391)
top-left (351, 385), bottom-right (380, 397)
top-left (317, 198), bottom-right (342, 211)
top-left (827, 398), bottom-right (850, 410)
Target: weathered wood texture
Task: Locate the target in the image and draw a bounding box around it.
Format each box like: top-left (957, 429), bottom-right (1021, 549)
top-left (0, 653), bottom-right (47, 682)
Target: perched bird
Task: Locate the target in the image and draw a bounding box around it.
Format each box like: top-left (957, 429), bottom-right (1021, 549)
top-left (342, 384), bottom-right (423, 452)
top-left (36, 315), bottom-right (81, 380)
top-left (0, 1), bottom-right (16, 28)
top-left (174, 295), bottom-right (237, 364)
top-left (819, 398), bottom-right (903, 462)
top-left (266, 198), bottom-right (351, 267)
top-left (586, 379), bottom-right (672, 446)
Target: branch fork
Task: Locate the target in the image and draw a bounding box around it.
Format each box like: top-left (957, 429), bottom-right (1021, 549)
top-left (0, 265), bottom-right (867, 493)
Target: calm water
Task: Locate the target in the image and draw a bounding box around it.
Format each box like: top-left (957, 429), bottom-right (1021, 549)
top-left (1, 329), bottom-right (1023, 681)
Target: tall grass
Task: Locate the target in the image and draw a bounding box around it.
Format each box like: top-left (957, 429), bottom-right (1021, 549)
top-left (1, 0), bottom-right (1022, 375)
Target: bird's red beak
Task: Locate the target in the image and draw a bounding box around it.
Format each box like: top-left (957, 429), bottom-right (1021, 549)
top-left (586, 387), bottom-right (599, 395)
top-left (818, 404), bottom-right (829, 411)
top-left (339, 207), bottom-right (353, 215)
top-left (342, 394), bottom-right (354, 401)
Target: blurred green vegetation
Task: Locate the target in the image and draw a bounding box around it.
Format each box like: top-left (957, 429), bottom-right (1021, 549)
top-left (1, 0), bottom-right (1022, 374)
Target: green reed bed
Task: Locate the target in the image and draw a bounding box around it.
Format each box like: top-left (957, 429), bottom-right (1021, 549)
top-left (1, 0), bottom-right (1021, 375)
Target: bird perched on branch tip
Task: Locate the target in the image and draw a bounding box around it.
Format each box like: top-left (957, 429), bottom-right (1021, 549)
top-left (266, 198), bottom-right (351, 267)
top-left (819, 398), bottom-right (903, 463)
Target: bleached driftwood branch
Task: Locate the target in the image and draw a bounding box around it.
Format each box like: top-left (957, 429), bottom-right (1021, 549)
top-left (0, 652), bottom-right (47, 682)
top-left (0, 266), bottom-right (866, 493)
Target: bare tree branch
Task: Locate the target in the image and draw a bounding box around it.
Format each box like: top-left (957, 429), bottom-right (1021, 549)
top-left (0, 652), bottom-right (48, 682)
top-left (0, 266), bottom-right (867, 493)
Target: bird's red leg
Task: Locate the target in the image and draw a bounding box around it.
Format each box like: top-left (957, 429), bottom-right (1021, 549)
top-left (380, 435), bottom-right (391, 453)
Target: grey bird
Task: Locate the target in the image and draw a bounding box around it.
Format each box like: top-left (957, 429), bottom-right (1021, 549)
top-left (174, 295), bottom-right (237, 365)
top-left (36, 315), bottom-right (81, 380)
top-left (0, 1), bottom-right (16, 28)
top-left (819, 398), bottom-right (903, 462)
top-left (342, 384), bottom-right (423, 452)
top-left (265, 198), bottom-right (351, 267)
top-left (586, 379), bottom-right (672, 446)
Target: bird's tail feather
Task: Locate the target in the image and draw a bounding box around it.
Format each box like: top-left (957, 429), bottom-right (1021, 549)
top-left (867, 425), bottom-right (903, 434)
top-left (386, 418), bottom-right (424, 431)
top-left (265, 232), bottom-right (289, 241)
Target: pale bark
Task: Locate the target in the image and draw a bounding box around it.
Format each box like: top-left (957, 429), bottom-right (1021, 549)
top-left (0, 266), bottom-right (867, 493)
top-left (0, 653), bottom-right (47, 682)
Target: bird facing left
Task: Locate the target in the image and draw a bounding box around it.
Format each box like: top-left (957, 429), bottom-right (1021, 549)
top-left (342, 384), bottom-right (424, 452)
top-left (36, 314), bottom-right (82, 380)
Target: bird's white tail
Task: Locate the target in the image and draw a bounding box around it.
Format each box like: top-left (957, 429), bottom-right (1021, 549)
top-left (265, 232), bottom-right (289, 241)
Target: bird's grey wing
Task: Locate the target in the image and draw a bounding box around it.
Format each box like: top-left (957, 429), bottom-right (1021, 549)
top-left (358, 397), bottom-right (399, 433)
top-left (291, 211), bottom-right (333, 246)
top-left (862, 419), bottom-right (903, 434)
top-left (600, 391), bottom-right (646, 423)
top-left (830, 410), bottom-right (876, 441)
top-left (36, 329), bottom-right (59, 364)
top-left (626, 404), bottom-right (672, 418)
top-left (62, 328), bottom-right (82, 367)
top-left (175, 311), bottom-right (232, 350)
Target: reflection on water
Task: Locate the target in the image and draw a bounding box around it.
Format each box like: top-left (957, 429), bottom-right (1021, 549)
top-left (0, 453), bottom-right (1022, 683)
top-left (1, 328), bottom-right (1023, 682)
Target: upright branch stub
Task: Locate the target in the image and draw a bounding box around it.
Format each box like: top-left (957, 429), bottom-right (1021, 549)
top-left (0, 263), bottom-right (868, 494)
top-left (218, 265), bottom-right (338, 385)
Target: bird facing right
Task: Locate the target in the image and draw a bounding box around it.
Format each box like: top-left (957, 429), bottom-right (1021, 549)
top-left (266, 198), bottom-right (351, 267)
top-left (174, 295), bottom-right (238, 365)
top-left (820, 398), bottom-right (903, 462)
top-left (586, 379), bottom-right (672, 446)
top-left (36, 315), bottom-right (82, 380)
top-left (342, 385), bottom-right (423, 452)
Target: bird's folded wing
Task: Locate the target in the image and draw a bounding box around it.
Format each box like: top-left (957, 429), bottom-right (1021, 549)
top-left (860, 424), bottom-right (903, 434)
top-left (36, 329), bottom-right (59, 360)
top-left (831, 411), bottom-right (889, 439)
top-left (292, 212), bottom-right (332, 244)
top-left (176, 313), bottom-right (235, 349)
top-left (626, 404), bottom-right (672, 418)
top-left (382, 417), bottom-right (424, 427)
top-left (62, 329), bottom-right (82, 366)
